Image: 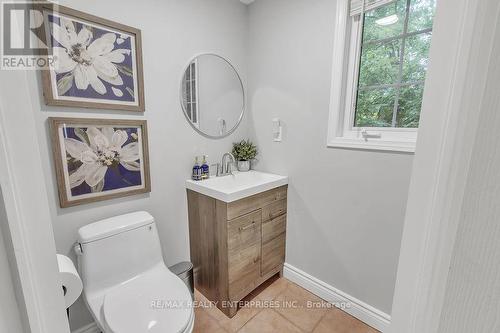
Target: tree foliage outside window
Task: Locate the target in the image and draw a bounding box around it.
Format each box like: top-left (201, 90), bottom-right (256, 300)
top-left (354, 0), bottom-right (436, 128)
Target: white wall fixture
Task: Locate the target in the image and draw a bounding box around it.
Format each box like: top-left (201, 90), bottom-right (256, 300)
top-left (0, 197), bottom-right (24, 333)
top-left (389, 0), bottom-right (500, 332)
top-left (0, 69), bottom-right (70, 332)
top-left (272, 118), bottom-right (282, 142)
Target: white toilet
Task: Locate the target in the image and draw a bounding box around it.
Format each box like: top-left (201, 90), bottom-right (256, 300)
top-left (75, 211), bottom-right (194, 333)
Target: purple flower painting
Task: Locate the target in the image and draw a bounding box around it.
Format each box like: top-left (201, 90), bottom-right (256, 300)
top-left (51, 118), bottom-right (151, 208)
top-left (48, 14), bottom-right (137, 103)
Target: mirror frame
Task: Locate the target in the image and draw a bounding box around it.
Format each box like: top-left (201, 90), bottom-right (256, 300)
top-left (179, 53), bottom-right (245, 139)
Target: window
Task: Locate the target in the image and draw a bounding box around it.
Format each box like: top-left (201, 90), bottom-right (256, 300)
top-left (182, 60), bottom-right (199, 126)
top-left (327, 0), bottom-right (436, 152)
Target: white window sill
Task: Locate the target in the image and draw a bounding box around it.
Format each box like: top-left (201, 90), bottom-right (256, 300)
top-left (327, 137), bottom-right (416, 153)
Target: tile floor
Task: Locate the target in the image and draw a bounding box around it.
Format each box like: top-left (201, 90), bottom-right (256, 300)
top-left (193, 275), bottom-right (380, 333)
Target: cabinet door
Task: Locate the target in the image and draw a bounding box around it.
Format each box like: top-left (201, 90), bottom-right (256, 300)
top-left (262, 232), bottom-right (286, 276)
top-left (227, 210), bottom-right (262, 300)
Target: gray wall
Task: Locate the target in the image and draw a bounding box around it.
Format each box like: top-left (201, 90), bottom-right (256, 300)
top-left (247, 0), bottom-right (413, 314)
top-left (25, 0), bottom-right (249, 330)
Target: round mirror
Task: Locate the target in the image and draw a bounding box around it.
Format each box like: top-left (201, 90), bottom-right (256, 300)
top-left (180, 54), bottom-right (245, 138)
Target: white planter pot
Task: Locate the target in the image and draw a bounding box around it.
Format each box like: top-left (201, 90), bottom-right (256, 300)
top-left (237, 160), bottom-right (251, 172)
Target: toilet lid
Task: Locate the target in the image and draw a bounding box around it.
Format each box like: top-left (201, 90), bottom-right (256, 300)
top-left (103, 266), bottom-right (193, 333)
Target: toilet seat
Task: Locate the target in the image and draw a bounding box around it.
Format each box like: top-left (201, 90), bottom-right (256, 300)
top-left (102, 265), bottom-right (194, 333)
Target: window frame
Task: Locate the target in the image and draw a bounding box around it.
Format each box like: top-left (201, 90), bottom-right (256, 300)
top-left (184, 59), bottom-right (200, 128)
top-left (327, 0), bottom-right (431, 153)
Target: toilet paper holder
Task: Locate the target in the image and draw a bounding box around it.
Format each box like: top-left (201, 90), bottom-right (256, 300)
top-left (56, 254), bottom-right (83, 313)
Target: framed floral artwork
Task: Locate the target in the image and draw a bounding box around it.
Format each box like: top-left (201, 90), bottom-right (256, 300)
top-left (49, 118), bottom-right (151, 207)
top-left (39, 4), bottom-right (145, 112)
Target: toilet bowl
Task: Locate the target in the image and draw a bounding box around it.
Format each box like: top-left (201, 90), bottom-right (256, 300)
top-left (76, 211), bottom-right (194, 333)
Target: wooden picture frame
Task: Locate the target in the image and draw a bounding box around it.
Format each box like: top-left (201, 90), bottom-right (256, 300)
top-left (49, 117), bottom-right (151, 207)
top-left (38, 4), bottom-right (145, 112)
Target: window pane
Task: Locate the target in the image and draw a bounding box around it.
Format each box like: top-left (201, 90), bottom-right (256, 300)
top-left (359, 39), bottom-right (402, 87)
top-left (363, 0), bottom-right (407, 42)
top-left (192, 103), bottom-right (197, 123)
top-left (408, 0), bottom-right (436, 33)
top-left (402, 32), bottom-right (432, 82)
top-left (191, 62), bottom-right (196, 80)
top-left (355, 88), bottom-right (396, 127)
top-left (186, 82), bottom-right (191, 100)
top-left (396, 84), bottom-right (424, 128)
top-left (182, 81), bottom-right (187, 105)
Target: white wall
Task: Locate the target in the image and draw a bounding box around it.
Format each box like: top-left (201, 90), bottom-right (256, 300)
top-left (23, 0), bottom-right (249, 330)
top-left (438, 4), bottom-right (500, 331)
top-left (0, 189), bottom-right (25, 333)
top-left (247, 0), bottom-right (413, 314)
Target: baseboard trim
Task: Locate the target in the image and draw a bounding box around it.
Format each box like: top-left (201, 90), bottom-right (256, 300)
top-left (72, 322), bottom-right (100, 333)
top-left (283, 263), bottom-right (391, 332)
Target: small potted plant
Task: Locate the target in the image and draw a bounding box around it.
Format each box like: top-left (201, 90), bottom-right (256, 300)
top-left (232, 139), bottom-right (258, 172)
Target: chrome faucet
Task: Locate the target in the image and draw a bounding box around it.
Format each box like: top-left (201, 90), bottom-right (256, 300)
top-left (219, 152), bottom-right (236, 176)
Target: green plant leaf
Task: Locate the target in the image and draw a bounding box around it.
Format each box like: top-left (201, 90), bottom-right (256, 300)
top-left (232, 139), bottom-right (258, 161)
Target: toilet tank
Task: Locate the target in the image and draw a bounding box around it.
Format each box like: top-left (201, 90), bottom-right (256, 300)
top-left (76, 211), bottom-right (164, 294)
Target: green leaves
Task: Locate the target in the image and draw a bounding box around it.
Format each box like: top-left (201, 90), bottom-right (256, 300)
top-left (232, 139), bottom-right (258, 161)
top-left (355, 0), bottom-right (436, 128)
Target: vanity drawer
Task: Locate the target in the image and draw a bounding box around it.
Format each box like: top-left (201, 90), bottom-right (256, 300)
top-left (261, 233), bottom-right (286, 276)
top-left (227, 186), bottom-right (287, 220)
top-left (262, 214), bottom-right (286, 243)
top-left (262, 199), bottom-right (287, 222)
top-left (227, 210), bottom-right (262, 251)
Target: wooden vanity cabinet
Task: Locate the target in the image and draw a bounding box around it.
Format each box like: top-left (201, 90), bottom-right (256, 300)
top-left (187, 185), bottom-right (287, 317)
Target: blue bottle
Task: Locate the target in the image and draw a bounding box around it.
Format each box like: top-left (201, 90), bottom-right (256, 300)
top-left (192, 157), bottom-right (202, 181)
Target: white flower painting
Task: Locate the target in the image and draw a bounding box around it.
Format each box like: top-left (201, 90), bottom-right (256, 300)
top-left (51, 118), bottom-right (151, 208)
top-left (51, 17), bottom-right (131, 97)
top-left (40, 5), bottom-right (145, 112)
top-left (65, 127), bottom-right (140, 191)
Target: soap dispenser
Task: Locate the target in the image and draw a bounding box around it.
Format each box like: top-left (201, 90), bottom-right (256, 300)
top-left (201, 155), bottom-right (209, 179)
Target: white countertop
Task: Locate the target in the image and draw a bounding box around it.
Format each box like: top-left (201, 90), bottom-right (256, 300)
top-left (186, 170), bottom-right (288, 203)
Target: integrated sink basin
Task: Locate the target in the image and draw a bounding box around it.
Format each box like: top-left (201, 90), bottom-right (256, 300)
top-left (185, 170), bottom-right (288, 203)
